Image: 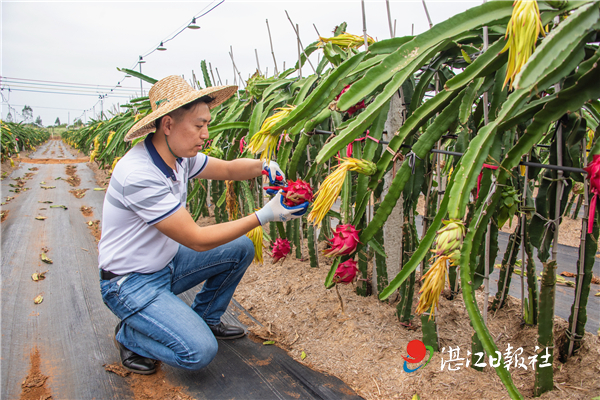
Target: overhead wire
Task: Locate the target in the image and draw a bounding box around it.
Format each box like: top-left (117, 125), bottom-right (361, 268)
top-left (2, 2), bottom-right (225, 124)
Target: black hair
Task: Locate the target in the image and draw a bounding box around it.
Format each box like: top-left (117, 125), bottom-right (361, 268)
top-left (154, 94), bottom-right (214, 130)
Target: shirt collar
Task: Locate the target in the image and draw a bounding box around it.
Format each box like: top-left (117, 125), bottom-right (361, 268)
top-left (145, 133), bottom-right (183, 181)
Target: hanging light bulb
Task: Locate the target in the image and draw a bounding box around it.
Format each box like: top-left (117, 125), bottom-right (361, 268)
top-left (116, 82), bottom-right (122, 87)
top-left (138, 56), bottom-right (146, 64)
top-left (188, 17), bottom-right (200, 29)
top-left (157, 42), bottom-right (167, 51)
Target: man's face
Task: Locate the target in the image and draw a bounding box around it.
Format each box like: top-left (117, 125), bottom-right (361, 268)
top-left (167, 102), bottom-right (211, 158)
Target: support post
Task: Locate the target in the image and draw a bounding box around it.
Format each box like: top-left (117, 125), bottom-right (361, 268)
top-left (361, 0), bottom-right (369, 50)
top-left (266, 19), bottom-right (278, 76)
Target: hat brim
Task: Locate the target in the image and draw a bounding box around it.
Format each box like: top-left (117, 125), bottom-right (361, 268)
top-left (125, 85), bottom-right (238, 142)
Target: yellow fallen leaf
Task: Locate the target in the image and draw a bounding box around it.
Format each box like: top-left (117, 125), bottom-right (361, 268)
top-left (35, 216), bottom-right (47, 220)
top-left (93, 188), bottom-right (106, 191)
top-left (41, 253), bottom-right (53, 264)
top-left (262, 341), bottom-right (275, 345)
top-left (595, 291), bottom-right (600, 297)
top-left (87, 221), bottom-right (93, 226)
top-left (31, 271), bottom-right (47, 281)
top-left (34, 295), bottom-right (43, 304)
top-left (301, 351), bottom-right (307, 360)
top-left (412, 395), bottom-right (421, 400)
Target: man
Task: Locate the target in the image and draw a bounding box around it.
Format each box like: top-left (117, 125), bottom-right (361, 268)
top-left (98, 75), bottom-right (308, 374)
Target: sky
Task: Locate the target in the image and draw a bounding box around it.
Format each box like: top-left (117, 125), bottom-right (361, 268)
top-left (1, 0), bottom-right (479, 127)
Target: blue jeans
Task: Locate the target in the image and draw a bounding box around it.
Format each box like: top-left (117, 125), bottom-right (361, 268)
top-left (100, 236), bottom-right (254, 370)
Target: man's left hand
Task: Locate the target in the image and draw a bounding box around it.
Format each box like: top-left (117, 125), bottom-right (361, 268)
top-left (262, 161), bottom-right (286, 195)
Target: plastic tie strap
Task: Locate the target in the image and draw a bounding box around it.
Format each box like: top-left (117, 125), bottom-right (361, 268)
top-left (406, 151), bottom-right (421, 175)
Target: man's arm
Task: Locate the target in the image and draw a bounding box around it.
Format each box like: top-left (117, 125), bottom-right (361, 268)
top-left (197, 157), bottom-right (262, 181)
top-left (154, 207), bottom-right (259, 252)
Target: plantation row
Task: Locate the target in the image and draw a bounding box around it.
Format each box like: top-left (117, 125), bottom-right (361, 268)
top-left (1, 121), bottom-right (51, 164)
top-left (62, 1), bottom-right (600, 398)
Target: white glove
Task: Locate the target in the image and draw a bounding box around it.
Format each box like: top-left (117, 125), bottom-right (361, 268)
top-left (254, 190), bottom-right (308, 225)
top-left (262, 160), bottom-right (287, 187)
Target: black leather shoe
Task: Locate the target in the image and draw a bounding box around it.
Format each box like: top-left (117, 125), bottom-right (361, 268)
top-left (114, 322), bottom-right (156, 375)
top-left (208, 322), bottom-right (246, 340)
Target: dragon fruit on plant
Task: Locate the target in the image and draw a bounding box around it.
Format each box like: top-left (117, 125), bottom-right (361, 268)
top-left (323, 224), bottom-right (360, 257)
top-left (271, 238), bottom-right (291, 263)
top-left (265, 179), bottom-right (314, 207)
top-left (333, 259), bottom-right (358, 284)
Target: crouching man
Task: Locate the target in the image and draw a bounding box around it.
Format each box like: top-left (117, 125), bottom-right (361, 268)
top-left (98, 75), bottom-right (307, 374)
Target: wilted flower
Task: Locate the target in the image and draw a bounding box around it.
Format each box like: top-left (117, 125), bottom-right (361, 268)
top-left (333, 259), bottom-right (358, 284)
top-left (323, 224), bottom-right (360, 257)
top-left (271, 238), bottom-right (291, 263)
top-left (246, 225), bottom-right (264, 264)
top-left (501, 0), bottom-right (546, 90)
top-left (247, 105), bottom-right (296, 161)
top-left (106, 131), bottom-right (116, 146)
top-left (225, 180), bottom-right (239, 220)
top-left (111, 157), bottom-right (122, 172)
top-left (415, 255), bottom-right (450, 319)
top-left (318, 33), bottom-right (375, 49)
top-left (308, 157), bottom-right (377, 227)
top-left (416, 219), bottom-right (465, 320)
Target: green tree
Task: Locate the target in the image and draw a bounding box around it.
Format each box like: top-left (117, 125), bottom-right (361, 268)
top-left (35, 116), bottom-right (43, 126)
top-left (55, 117), bottom-right (60, 126)
top-left (22, 105), bottom-right (33, 122)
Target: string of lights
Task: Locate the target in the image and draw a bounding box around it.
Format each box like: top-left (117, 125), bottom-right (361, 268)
top-left (1, 76), bottom-right (140, 90)
top-left (70, 0), bottom-right (225, 123)
top-left (1, 1), bottom-right (226, 124)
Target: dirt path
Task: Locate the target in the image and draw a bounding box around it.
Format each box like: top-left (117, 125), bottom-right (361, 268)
top-left (1, 140), bottom-right (124, 399)
top-left (1, 140), bottom-right (362, 400)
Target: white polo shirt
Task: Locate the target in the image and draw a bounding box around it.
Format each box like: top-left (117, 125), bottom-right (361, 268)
top-left (98, 133), bottom-right (208, 275)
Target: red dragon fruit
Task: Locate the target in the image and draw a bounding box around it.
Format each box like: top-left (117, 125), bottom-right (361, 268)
top-left (335, 85), bottom-right (366, 116)
top-left (334, 259), bottom-right (358, 284)
top-left (323, 224), bottom-right (360, 257)
top-left (265, 179), bottom-right (314, 207)
top-left (271, 238), bottom-right (291, 263)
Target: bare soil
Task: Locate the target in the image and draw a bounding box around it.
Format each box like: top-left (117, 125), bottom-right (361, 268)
top-left (232, 238), bottom-right (600, 399)
top-left (20, 347), bottom-right (53, 400)
top-left (14, 157), bottom-right (90, 164)
top-left (80, 206), bottom-right (93, 217)
top-left (87, 219), bottom-right (101, 242)
top-left (65, 165), bottom-right (80, 187)
top-left (70, 189), bottom-right (89, 199)
top-left (87, 161), bottom-right (112, 188)
top-left (103, 363), bottom-right (194, 400)
top-left (1, 149), bottom-right (37, 179)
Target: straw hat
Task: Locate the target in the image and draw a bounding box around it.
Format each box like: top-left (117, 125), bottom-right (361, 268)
top-left (125, 75), bottom-right (237, 142)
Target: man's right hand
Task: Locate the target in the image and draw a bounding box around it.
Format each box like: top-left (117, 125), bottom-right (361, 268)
top-left (254, 191), bottom-right (308, 225)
